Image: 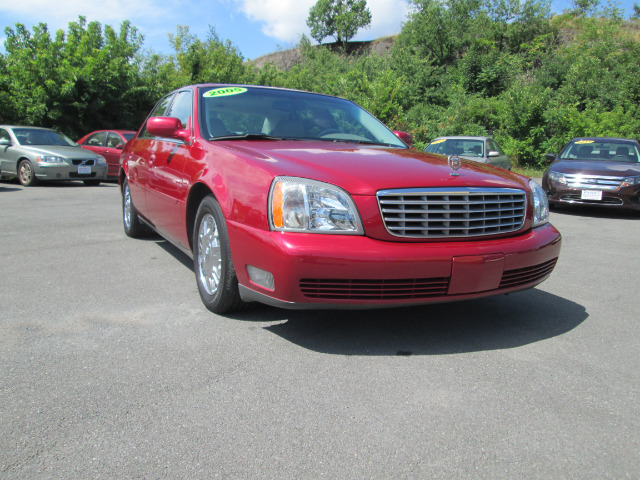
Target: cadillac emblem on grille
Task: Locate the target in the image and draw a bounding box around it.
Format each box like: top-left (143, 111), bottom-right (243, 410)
top-left (448, 155), bottom-right (461, 176)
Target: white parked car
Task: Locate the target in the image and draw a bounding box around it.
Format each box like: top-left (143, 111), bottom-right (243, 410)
top-left (0, 125), bottom-right (108, 186)
top-left (424, 136), bottom-right (511, 170)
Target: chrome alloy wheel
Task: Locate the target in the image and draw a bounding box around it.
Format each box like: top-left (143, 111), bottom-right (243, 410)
top-left (123, 183), bottom-right (133, 230)
top-left (197, 213), bottom-right (222, 296)
top-left (19, 161), bottom-right (33, 184)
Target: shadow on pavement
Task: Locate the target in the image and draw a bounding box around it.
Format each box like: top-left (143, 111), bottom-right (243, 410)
top-left (154, 237), bottom-right (586, 356)
top-left (232, 289), bottom-right (586, 356)
top-left (551, 204), bottom-right (639, 220)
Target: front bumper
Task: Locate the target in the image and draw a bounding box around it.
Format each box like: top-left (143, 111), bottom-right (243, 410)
top-left (34, 163), bottom-right (108, 181)
top-left (544, 180), bottom-right (640, 210)
top-left (228, 222), bottom-right (562, 309)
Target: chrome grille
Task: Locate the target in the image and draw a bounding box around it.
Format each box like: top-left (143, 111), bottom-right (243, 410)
top-left (564, 174), bottom-right (622, 190)
top-left (559, 194), bottom-right (623, 205)
top-left (377, 187), bottom-right (526, 238)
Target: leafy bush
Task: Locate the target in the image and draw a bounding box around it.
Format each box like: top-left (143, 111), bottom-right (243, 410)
top-left (2, 2), bottom-right (640, 166)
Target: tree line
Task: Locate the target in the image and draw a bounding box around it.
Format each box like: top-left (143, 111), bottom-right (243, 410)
top-left (1, 0), bottom-right (640, 167)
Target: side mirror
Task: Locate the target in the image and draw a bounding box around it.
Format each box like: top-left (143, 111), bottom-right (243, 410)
top-left (545, 153), bottom-right (557, 163)
top-left (115, 144), bottom-right (124, 150)
top-left (488, 151), bottom-right (500, 157)
top-left (0, 138), bottom-right (11, 146)
top-left (147, 117), bottom-right (190, 143)
top-left (393, 130), bottom-right (413, 147)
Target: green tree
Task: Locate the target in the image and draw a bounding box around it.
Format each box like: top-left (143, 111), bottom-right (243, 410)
top-left (1, 17), bottom-right (153, 137)
top-left (166, 25), bottom-right (251, 88)
top-left (306, 0), bottom-right (372, 48)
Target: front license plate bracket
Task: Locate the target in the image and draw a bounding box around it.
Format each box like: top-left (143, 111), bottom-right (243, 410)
top-left (448, 254), bottom-right (505, 295)
top-left (581, 190), bottom-right (602, 200)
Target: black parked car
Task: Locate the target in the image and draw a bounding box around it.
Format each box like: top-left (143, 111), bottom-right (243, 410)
top-left (542, 137), bottom-right (640, 211)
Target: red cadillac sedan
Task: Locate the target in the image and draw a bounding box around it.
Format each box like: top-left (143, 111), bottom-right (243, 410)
top-left (120, 84), bottom-right (561, 313)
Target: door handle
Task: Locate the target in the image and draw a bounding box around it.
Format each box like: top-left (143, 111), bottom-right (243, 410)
top-left (149, 154), bottom-right (156, 165)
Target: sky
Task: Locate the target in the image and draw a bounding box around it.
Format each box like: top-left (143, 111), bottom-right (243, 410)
top-left (0, 0), bottom-right (638, 60)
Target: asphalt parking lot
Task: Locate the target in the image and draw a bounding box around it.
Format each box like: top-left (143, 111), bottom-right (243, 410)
top-left (1, 179), bottom-right (638, 479)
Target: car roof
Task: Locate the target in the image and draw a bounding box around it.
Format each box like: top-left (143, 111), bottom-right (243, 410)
top-left (570, 137), bottom-right (639, 144)
top-left (178, 83), bottom-right (346, 102)
top-left (83, 129), bottom-right (137, 134)
top-left (430, 136), bottom-right (489, 141)
top-left (0, 125), bottom-right (57, 131)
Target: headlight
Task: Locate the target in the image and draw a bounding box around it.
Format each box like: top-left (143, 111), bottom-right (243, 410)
top-left (548, 171), bottom-right (566, 185)
top-left (36, 155), bottom-right (65, 164)
top-left (95, 155), bottom-right (107, 165)
top-left (530, 180), bottom-right (549, 227)
top-left (269, 176), bottom-right (363, 234)
top-left (620, 176), bottom-right (640, 187)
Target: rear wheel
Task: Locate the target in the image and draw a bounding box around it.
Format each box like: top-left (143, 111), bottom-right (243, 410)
top-left (122, 178), bottom-right (151, 238)
top-left (193, 195), bottom-right (245, 314)
top-left (18, 159), bottom-right (38, 186)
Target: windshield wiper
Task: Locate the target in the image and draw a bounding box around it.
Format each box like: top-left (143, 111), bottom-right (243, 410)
top-left (336, 139), bottom-right (403, 148)
top-left (210, 133), bottom-right (282, 141)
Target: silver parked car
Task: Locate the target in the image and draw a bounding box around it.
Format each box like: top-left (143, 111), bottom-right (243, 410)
top-left (0, 125), bottom-right (108, 186)
top-left (424, 136), bottom-right (511, 170)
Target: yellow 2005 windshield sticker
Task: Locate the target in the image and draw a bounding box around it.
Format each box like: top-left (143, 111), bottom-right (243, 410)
top-left (575, 140), bottom-right (594, 144)
top-left (431, 139), bottom-right (446, 144)
top-left (204, 87), bottom-right (247, 98)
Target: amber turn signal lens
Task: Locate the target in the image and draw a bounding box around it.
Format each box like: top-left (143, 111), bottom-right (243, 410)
top-left (271, 181), bottom-right (284, 228)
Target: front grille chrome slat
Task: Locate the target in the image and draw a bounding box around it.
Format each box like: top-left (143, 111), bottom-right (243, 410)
top-left (377, 187), bottom-right (527, 238)
top-left (564, 174), bottom-right (622, 190)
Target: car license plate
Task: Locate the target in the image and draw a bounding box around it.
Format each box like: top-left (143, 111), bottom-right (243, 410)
top-left (78, 165), bottom-right (92, 175)
top-left (581, 190), bottom-right (602, 200)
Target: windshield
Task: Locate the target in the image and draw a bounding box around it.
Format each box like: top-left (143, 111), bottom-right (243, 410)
top-left (198, 86), bottom-right (406, 148)
top-left (123, 133), bottom-right (135, 141)
top-left (560, 140), bottom-right (639, 163)
top-left (425, 138), bottom-right (484, 157)
top-left (12, 128), bottom-right (77, 147)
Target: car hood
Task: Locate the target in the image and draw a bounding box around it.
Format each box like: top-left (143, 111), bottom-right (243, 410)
top-left (221, 141), bottom-right (528, 195)
top-left (550, 159), bottom-right (640, 177)
top-left (18, 145), bottom-right (99, 159)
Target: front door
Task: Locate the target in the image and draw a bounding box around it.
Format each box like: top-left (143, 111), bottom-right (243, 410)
top-left (126, 93), bottom-right (176, 220)
top-left (145, 90), bottom-right (193, 249)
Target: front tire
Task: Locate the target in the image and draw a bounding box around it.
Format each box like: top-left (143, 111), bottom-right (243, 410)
top-left (122, 178), bottom-right (151, 238)
top-left (18, 159), bottom-right (38, 186)
top-left (193, 195), bottom-right (245, 314)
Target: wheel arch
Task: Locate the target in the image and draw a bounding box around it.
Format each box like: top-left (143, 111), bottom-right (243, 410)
top-left (186, 182), bottom-right (216, 251)
top-left (16, 156), bottom-right (31, 173)
top-left (119, 168), bottom-right (127, 193)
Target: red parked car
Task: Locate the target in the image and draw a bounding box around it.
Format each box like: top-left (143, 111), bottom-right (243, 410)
top-left (120, 84), bottom-right (561, 313)
top-left (78, 130), bottom-right (136, 179)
